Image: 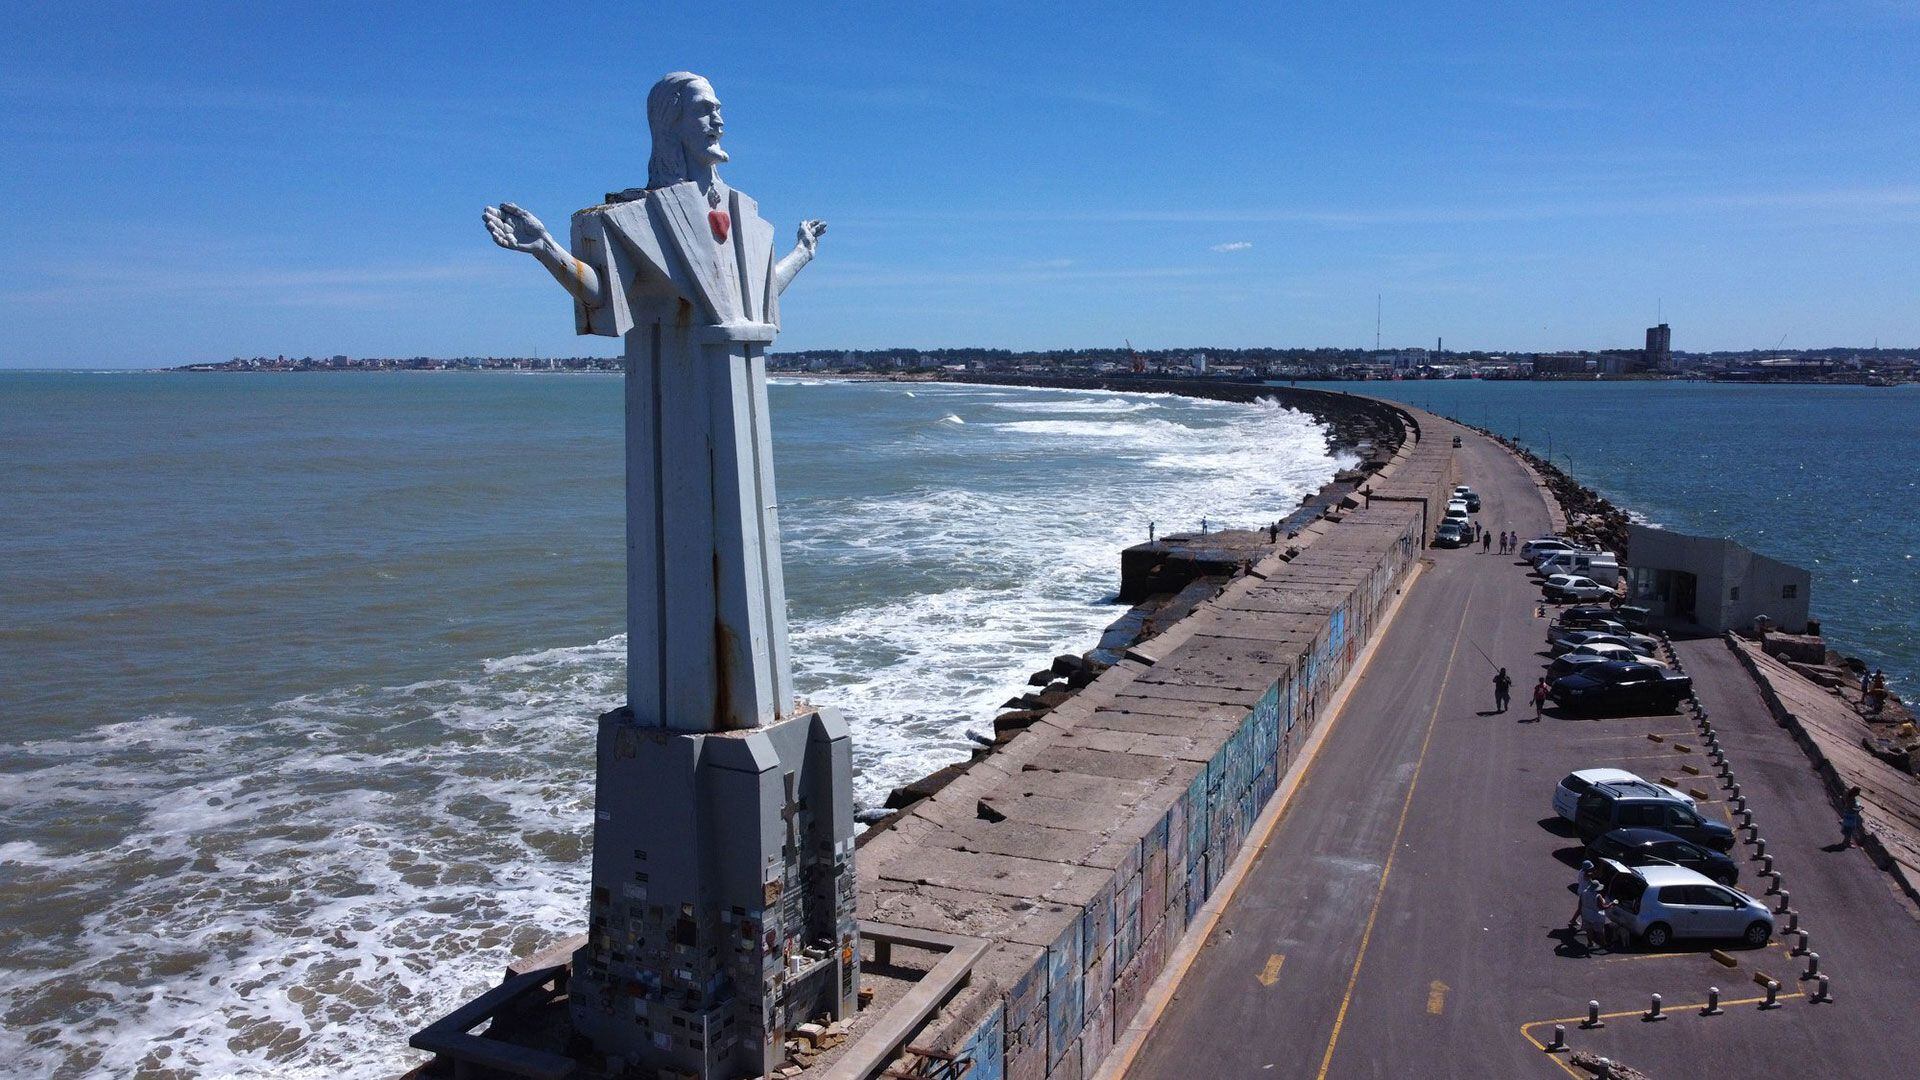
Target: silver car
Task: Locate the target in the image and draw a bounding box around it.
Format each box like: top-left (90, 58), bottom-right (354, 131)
top-left (1603, 862), bottom-right (1773, 948)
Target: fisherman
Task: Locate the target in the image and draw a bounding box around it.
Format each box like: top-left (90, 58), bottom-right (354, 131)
top-left (1149, 521), bottom-right (1156, 543)
top-left (1493, 667), bottom-right (1513, 713)
top-left (1868, 670), bottom-right (1888, 714)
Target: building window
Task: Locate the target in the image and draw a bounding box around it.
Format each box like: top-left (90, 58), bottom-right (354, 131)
top-left (1729, 586), bottom-right (1741, 601)
top-left (1783, 583), bottom-right (1798, 599)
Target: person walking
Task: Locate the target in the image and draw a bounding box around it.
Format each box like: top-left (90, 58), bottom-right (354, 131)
top-left (1532, 676), bottom-right (1551, 720)
top-left (1482, 529), bottom-right (1493, 553)
top-left (1493, 667), bottom-right (1513, 713)
top-left (1840, 795), bottom-right (1864, 849)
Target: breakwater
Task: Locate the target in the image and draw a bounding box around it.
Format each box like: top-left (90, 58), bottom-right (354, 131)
top-left (852, 384), bottom-right (1457, 1079)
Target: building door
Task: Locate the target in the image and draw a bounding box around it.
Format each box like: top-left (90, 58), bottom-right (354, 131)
top-left (1673, 572), bottom-right (1697, 620)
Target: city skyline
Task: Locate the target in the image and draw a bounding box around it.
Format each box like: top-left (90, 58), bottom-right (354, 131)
top-left (4, 2), bottom-right (1920, 368)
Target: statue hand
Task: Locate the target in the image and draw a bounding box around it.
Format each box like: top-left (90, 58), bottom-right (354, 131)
top-left (484, 202), bottom-right (552, 254)
top-left (797, 219), bottom-right (826, 255)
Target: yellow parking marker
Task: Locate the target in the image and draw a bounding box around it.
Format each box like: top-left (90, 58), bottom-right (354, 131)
top-left (1681, 763), bottom-right (1702, 775)
top-left (1427, 980), bottom-right (1449, 1015)
top-left (1646, 733), bottom-right (1666, 743)
top-left (1256, 953), bottom-right (1286, 987)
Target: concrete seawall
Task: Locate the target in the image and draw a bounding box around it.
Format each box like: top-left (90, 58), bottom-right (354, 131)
top-left (853, 384), bottom-right (1458, 1080)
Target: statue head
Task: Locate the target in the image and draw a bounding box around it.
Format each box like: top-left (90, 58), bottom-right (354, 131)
top-left (647, 72), bottom-right (726, 188)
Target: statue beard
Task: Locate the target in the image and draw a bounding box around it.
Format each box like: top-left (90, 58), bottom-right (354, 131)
top-left (690, 140), bottom-right (729, 169)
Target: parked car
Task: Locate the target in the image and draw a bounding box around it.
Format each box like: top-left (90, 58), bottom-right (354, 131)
top-left (1522, 537), bottom-right (1579, 560)
top-left (1551, 661), bottom-right (1694, 715)
top-left (1433, 521), bottom-right (1467, 548)
top-left (1603, 862), bottom-right (1773, 948)
top-left (1575, 782), bottom-right (1733, 849)
top-left (1447, 499), bottom-right (1471, 518)
top-left (1587, 827), bottom-right (1740, 886)
top-left (1557, 605), bottom-right (1624, 630)
top-left (1549, 627), bottom-right (1661, 656)
top-left (1445, 509), bottom-right (1470, 531)
top-left (1543, 574), bottom-right (1615, 603)
top-left (1452, 486), bottom-right (1482, 512)
top-left (1536, 551), bottom-right (1621, 587)
top-left (1548, 647), bottom-right (1663, 679)
top-left (1552, 768), bottom-right (1697, 821)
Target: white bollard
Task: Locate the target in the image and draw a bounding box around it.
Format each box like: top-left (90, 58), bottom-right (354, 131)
top-left (1583, 1000), bottom-right (1604, 1029)
top-left (1702, 986), bottom-right (1722, 1015)
top-left (1546, 1024), bottom-right (1566, 1052)
top-left (1760, 980), bottom-right (1781, 1009)
top-left (1645, 993), bottom-right (1664, 1021)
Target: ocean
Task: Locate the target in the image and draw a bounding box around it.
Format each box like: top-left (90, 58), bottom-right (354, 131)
top-left (0, 372), bottom-right (1344, 1078)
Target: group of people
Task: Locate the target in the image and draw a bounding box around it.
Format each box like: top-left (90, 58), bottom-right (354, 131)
top-left (1491, 667), bottom-right (1554, 719)
top-left (1569, 860), bottom-right (1619, 951)
top-left (1859, 668), bottom-right (1890, 714)
top-left (1494, 530), bottom-right (1521, 555)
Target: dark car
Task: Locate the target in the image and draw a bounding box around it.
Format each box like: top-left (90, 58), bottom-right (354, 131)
top-left (1548, 627), bottom-right (1659, 656)
top-left (1587, 827), bottom-right (1740, 885)
top-left (1550, 661), bottom-right (1693, 715)
top-left (1575, 786), bottom-right (1736, 851)
top-left (1557, 605), bottom-right (1619, 629)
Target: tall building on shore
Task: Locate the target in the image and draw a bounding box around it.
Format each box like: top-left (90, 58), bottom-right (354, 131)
top-left (1646, 323), bottom-right (1673, 371)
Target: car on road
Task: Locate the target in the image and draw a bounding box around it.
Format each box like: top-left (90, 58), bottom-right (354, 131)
top-left (1543, 574), bottom-right (1615, 603)
top-left (1444, 508), bottom-right (1470, 532)
top-left (1549, 627), bottom-right (1661, 656)
top-left (1603, 862), bottom-right (1773, 948)
top-left (1551, 661), bottom-right (1694, 715)
top-left (1552, 768), bottom-right (1697, 821)
top-left (1547, 646), bottom-right (1665, 679)
top-left (1574, 782), bottom-right (1733, 849)
top-left (1447, 498), bottom-right (1471, 518)
top-left (1587, 827), bottom-right (1740, 886)
top-left (1433, 521), bottom-right (1467, 548)
top-left (1452, 486), bottom-right (1482, 512)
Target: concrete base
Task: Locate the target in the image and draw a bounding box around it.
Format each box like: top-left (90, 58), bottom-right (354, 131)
top-left (569, 706), bottom-right (859, 1077)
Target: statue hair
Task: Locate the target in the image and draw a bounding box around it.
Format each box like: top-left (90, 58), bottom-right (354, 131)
top-left (647, 71), bottom-right (711, 189)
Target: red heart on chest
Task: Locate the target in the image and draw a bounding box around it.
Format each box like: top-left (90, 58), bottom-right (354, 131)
top-left (708, 209), bottom-right (731, 243)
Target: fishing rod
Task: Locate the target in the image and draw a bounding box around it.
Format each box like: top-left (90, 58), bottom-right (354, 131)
top-left (1468, 638), bottom-right (1500, 671)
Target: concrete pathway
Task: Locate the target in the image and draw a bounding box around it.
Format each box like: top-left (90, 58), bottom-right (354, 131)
top-left (1125, 424), bottom-right (1920, 1079)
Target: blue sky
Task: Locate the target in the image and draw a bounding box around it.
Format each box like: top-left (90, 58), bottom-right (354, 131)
top-left (3, 2), bottom-right (1917, 367)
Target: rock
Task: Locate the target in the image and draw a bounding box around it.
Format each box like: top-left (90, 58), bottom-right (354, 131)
top-left (1027, 669), bottom-right (1054, 687)
top-left (1035, 687), bottom-right (1073, 709)
top-left (1050, 653), bottom-right (1086, 678)
top-left (994, 709), bottom-right (1045, 734)
top-left (795, 1022), bottom-right (827, 1047)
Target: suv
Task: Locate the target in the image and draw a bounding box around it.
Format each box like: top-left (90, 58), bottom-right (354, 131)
top-left (1452, 486), bottom-right (1481, 512)
top-left (1604, 863), bottom-right (1772, 948)
top-left (1552, 768), bottom-right (1696, 821)
top-left (1552, 661), bottom-right (1693, 715)
top-left (1575, 783), bottom-right (1734, 849)
top-left (1587, 827), bottom-right (1739, 886)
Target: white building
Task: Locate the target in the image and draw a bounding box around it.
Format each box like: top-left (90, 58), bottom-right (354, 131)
top-left (1625, 525), bottom-right (1812, 634)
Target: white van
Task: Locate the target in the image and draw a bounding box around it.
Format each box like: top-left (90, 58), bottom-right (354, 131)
top-left (1538, 551), bottom-right (1620, 586)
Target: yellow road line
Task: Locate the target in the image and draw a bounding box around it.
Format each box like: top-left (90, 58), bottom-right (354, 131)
top-left (1102, 562), bottom-right (1431, 1080)
top-left (1426, 980), bottom-right (1449, 1015)
top-left (1518, 991), bottom-right (1807, 1079)
top-left (1314, 585), bottom-right (1474, 1080)
top-left (1256, 953), bottom-right (1286, 987)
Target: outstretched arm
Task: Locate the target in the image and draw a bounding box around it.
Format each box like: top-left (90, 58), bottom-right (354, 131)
top-left (773, 219), bottom-right (826, 296)
top-left (483, 203), bottom-right (606, 308)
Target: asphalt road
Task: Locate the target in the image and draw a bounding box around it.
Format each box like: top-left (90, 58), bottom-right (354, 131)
top-left (1126, 422), bottom-right (1920, 1079)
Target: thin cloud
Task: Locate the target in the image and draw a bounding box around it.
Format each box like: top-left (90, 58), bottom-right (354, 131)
top-left (1210, 241), bottom-right (1254, 253)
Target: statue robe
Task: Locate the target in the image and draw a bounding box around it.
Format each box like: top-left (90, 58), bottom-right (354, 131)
top-left (566, 182), bottom-right (795, 732)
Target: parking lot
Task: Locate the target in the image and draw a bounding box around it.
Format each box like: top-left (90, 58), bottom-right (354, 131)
top-left (1127, 422), bottom-right (1920, 1078)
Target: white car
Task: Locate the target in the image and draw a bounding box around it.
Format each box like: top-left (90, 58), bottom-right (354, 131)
top-left (1447, 499), bottom-right (1471, 517)
top-left (1554, 768), bottom-right (1696, 821)
top-left (1544, 574), bottom-right (1614, 602)
top-left (1564, 642), bottom-right (1667, 668)
top-left (1521, 537), bottom-right (1576, 560)
top-left (1603, 862), bottom-right (1774, 948)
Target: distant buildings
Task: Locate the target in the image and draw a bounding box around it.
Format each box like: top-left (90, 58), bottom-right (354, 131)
top-left (1645, 323), bottom-right (1673, 371)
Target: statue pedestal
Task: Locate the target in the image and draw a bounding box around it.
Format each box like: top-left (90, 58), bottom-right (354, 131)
top-left (568, 706), bottom-right (858, 1078)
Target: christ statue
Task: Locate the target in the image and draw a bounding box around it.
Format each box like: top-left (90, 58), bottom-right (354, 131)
top-left (482, 71), bottom-right (826, 733)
